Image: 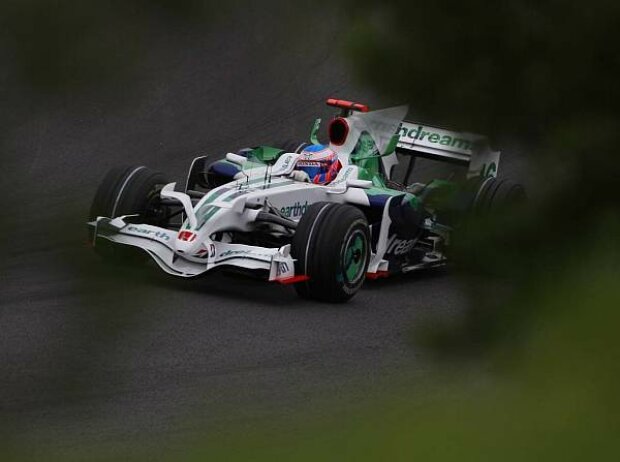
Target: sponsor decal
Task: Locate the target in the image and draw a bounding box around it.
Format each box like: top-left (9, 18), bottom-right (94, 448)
top-left (279, 201), bottom-right (309, 218)
top-left (196, 243), bottom-right (216, 259)
top-left (297, 161), bottom-right (322, 167)
top-left (178, 230), bottom-right (196, 242)
top-left (219, 249), bottom-right (251, 257)
top-left (276, 262), bottom-right (289, 277)
top-left (281, 154), bottom-right (293, 169)
top-left (386, 235), bottom-right (415, 256)
top-left (397, 123), bottom-right (474, 153)
top-left (127, 225), bottom-right (171, 241)
top-left (218, 249), bottom-right (273, 259)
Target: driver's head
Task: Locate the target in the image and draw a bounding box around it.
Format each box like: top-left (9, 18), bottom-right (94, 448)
top-left (296, 144), bottom-right (340, 184)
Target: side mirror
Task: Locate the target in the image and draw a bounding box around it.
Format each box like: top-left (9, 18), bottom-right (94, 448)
top-left (225, 152), bottom-right (248, 166)
top-left (272, 152), bottom-right (300, 176)
top-left (310, 118), bottom-right (321, 145)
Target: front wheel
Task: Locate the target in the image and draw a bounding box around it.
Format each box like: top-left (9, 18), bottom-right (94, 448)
top-left (291, 203), bottom-right (370, 303)
top-left (89, 165), bottom-right (170, 259)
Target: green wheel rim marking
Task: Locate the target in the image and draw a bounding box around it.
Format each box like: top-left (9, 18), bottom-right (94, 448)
top-left (343, 230), bottom-right (366, 283)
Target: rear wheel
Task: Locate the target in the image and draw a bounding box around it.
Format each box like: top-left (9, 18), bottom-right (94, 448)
top-left (89, 165), bottom-right (170, 258)
top-left (291, 203), bottom-right (370, 303)
top-left (471, 177), bottom-right (526, 213)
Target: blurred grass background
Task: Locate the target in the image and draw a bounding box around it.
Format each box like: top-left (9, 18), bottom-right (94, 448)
top-left (1, 0), bottom-right (618, 460)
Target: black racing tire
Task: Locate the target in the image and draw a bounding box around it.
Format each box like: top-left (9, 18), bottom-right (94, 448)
top-left (471, 177), bottom-right (526, 214)
top-left (291, 202), bottom-right (370, 303)
top-left (89, 165), bottom-right (170, 258)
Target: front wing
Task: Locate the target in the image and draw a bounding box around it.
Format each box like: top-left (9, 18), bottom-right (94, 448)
top-left (91, 217), bottom-right (295, 280)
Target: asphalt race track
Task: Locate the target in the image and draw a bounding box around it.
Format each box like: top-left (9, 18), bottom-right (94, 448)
top-left (0, 4), bottom-right (527, 457)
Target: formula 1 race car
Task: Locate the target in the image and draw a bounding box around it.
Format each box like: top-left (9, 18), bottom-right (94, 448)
top-left (88, 98), bottom-right (524, 302)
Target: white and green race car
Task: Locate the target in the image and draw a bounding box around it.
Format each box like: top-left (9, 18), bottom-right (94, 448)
top-left (88, 99), bottom-right (524, 302)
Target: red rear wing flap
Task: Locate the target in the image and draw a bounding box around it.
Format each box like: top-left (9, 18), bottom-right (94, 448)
top-left (326, 98), bottom-right (370, 113)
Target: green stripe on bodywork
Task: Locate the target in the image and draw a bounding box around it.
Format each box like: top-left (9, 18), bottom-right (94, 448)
top-left (202, 172), bottom-right (288, 204)
top-left (193, 178), bottom-right (298, 230)
top-left (196, 205), bottom-right (220, 230)
top-left (203, 186), bottom-right (231, 204)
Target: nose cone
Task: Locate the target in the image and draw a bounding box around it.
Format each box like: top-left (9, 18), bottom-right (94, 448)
top-left (175, 230), bottom-right (198, 254)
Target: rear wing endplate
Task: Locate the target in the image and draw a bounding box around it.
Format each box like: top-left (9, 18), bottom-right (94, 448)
top-left (395, 121), bottom-right (500, 178)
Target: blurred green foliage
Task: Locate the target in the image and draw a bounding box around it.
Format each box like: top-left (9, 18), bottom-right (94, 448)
top-left (342, 0), bottom-right (620, 349)
top-left (190, 250), bottom-right (620, 462)
top-left (312, 1), bottom-right (619, 460)
top-left (343, 0), bottom-right (619, 136)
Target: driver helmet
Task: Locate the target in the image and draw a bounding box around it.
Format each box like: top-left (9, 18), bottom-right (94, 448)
top-left (296, 144), bottom-right (341, 184)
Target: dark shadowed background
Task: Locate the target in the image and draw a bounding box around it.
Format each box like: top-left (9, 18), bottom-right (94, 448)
top-left (1, 0), bottom-right (618, 460)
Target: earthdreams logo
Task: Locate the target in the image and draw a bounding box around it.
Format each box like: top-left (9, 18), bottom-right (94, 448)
top-left (280, 201), bottom-right (309, 218)
top-left (127, 225), bottom-right (170, 241)
top-left (397, 123), bottom-right (474, 153)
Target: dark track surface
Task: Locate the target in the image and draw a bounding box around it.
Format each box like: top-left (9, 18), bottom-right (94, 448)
top-left (0, 5), bottom-right (526, 457)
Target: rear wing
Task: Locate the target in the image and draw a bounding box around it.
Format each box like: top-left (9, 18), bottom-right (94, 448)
top-left (395, 121), bottom-right (500, 178)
